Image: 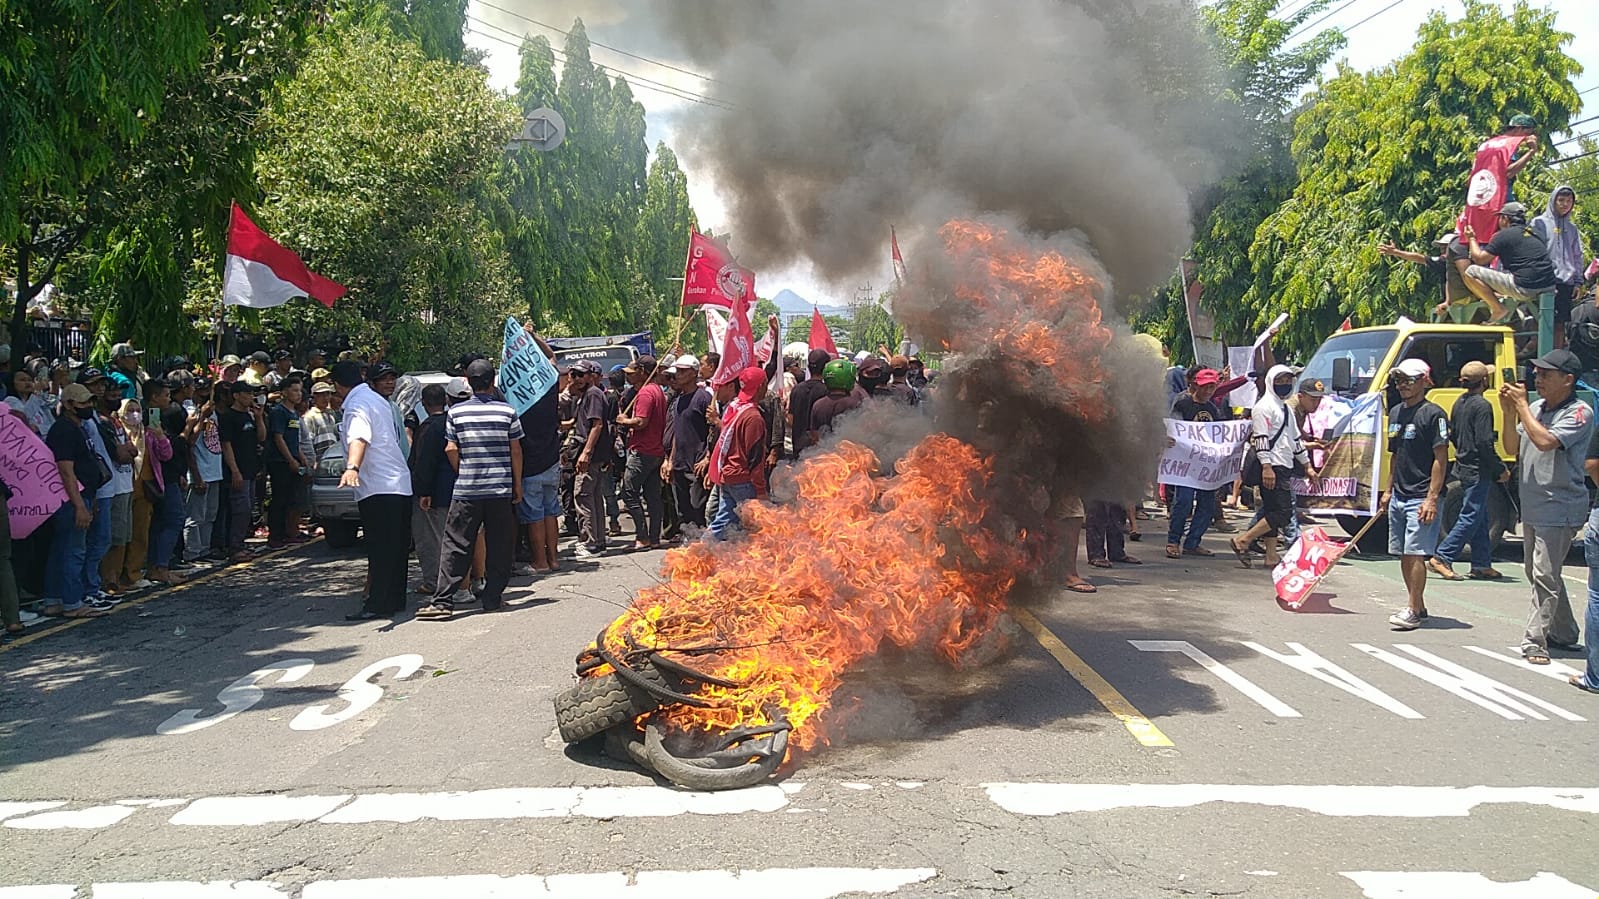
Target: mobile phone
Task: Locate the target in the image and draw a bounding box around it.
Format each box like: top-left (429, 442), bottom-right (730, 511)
top-left (1501, 367), bottom-right (1514, 388)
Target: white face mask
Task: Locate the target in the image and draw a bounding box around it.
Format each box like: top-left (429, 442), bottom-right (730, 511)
top-left (125, 411), bottom-right (143, 426)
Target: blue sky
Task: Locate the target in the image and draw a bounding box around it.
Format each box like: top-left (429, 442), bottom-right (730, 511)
top-left (466, 0), bottom-right (1598, 307)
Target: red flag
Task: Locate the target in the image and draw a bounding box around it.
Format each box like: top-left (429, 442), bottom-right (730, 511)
top-left (223, 203), bottom-right (346, 309)
top-left (1271, 526), bottom-right (1352, 609)
top-left (1338, 316), bottom-right (1352, 332)
top-left (808, 307), bottom-right (837, 357)
top-left (710, 279), bottom-right (756, 386)
top-left (1457, 134), bottom-right (1529, 242)
top-left (682, 229), bottom-right (755, 310)
top-left (891, 226), bottom-right (907, 287)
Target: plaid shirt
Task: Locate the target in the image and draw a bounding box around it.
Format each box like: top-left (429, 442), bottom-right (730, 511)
top-left (300, 406), bottom-right (341, 466)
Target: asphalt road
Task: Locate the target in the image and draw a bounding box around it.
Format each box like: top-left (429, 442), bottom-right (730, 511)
top-left (2, 507), bottom-right (1596, 898)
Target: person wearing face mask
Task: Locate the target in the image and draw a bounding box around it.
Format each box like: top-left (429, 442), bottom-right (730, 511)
top-left (1381, 358), bottom-right (1451, 631)
top-left (41, 385), bottom-right (113, 618)
top-left (1229, 365), bottom-right (1318, 570)
top-left (1429, 361), bottom-right (1505, 581)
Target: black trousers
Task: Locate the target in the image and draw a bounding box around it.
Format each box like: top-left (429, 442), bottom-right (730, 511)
top-left (432, 497), bottom-right (515, 609)
top-left (671, 468), bottom-right (707, 528)
top-left (621, 452), bottom-right (665, 545)
top-left (266, 462), bottom-right (297, 541)
top-left (1085, 501), bottom-right (1127, 561)
top-left (359, 493), bottom-right (412, 615)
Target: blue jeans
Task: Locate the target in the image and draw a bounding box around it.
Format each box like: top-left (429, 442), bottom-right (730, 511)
top-left (708, 482), bottom-right (758, 542)
top-left (1435, 477), bottom-right (1492, 569)
top-left (148, 484), bottom-right (185, 570)
top-left (1166, 487), bottom-right (1215, 551)
top-left (84, 494), bottom-right (112, 595)
top-left (1581, 508), bottom-right (1599, 690)
top-left (46, 495), bottom-right (111, 610)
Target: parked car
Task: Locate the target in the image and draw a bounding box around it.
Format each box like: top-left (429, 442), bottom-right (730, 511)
top-left (311, 446), bottom-right (361, 549)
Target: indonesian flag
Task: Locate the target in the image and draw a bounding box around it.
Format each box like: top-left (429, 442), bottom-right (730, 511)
top-left (710, 276), bottom-right (756, 386)
top-left (808, 307), bottom-right (837, 357)
top-left (682, 229), bottom-right (754, 310)
top-left (1457, 134), bottom-right (1530, 242)
top-left (223, 203), bottom-right (345, 309)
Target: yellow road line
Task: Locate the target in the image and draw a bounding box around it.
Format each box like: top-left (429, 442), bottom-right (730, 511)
top-left (1012, 607), bottom-right (1174, 749)
top-left (1, 539), bottom-right (319, 654)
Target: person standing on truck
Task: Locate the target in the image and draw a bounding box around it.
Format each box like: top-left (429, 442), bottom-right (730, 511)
top-left (1460, 202), bottom-right (1558, 325)
top-left (1381, 359), bottom-right (1450, 631)
top-left (1499, 349), bottom-right (1595, 665)
top-left (1429, 361), bottom-right (1505, 581)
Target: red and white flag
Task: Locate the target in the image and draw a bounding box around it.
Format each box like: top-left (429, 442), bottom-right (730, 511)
top-left (707, 306), bottom-right (772, 363)
top-left (891, 226), bottom-right (907, 287)
top-left (682, 229), bottom-right (754, 310)
top-left (223, 203), bottom-right (345, 309)
top-left (808, 307), bottom-right (837, 358)
top-left (710, 276), bottom-right (756, 386)
top-left (1457, 133), bottom-right (1530, 242)
top-left (1271, 526), bottom-right (1352, 610)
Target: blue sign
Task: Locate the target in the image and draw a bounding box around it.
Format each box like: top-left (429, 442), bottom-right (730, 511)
top-left (500, 316), bottom-right (559, 415)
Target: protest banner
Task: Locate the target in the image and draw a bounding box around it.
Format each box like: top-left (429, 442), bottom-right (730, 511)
top-left (1297, 393), bottom-right (1382, 516)
top-left (499, 316), bottom-right (560, 416)
top-left (0, 412), bottom-right (68, 537)
top-left (1158, 419), bottom-right (1251, 491)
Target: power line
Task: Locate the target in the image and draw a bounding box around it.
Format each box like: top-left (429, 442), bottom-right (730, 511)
top-left (471, 0), bottom-right (719, 85)
top-left (1288, 0), bottom-right (1367, 41)
top-left (1554, 129), bottom-right (1599, 149)
top-left (1554, 147), bottom-right (1599, 164)
top-left (465, 16), bottom-right (735, 110)
top-left (1338, 0), bottom-right (1409, 35)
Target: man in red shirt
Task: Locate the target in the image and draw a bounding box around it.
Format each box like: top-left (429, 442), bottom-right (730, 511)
top-left (616, 355), bottom-right (667, 550)
top-left (706, 366), bottom-right (768, 542)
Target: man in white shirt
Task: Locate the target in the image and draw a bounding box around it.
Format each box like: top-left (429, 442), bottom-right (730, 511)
top-left (334, 361), bottom-right (414, 620)
top-left (1229, 364), bottom-right (1319, 569)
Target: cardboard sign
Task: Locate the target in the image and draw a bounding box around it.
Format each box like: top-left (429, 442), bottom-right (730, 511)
top-left (499, 317), bottom-right (560, 416)
top-left (1158, 419), bottom-right (1251, 490)
top-left (0, 411), bottom-right (68, 537)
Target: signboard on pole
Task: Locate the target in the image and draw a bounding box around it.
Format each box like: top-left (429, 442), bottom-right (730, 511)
top-left (1180, 259), bottom-right (1226, 370)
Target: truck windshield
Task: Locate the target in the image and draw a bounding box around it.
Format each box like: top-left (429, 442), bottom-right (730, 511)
top-left (1299, 329), bottom-right (1397, 397)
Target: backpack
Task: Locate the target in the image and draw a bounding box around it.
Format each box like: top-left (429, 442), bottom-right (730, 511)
top-left (1566, 297), bottom-right (1599, 373)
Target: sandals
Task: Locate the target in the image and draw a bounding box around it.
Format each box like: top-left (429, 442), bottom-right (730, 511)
top-left (415, 604), bottom-right (454, 621)
top-left (1183, 547), bottom-right (1214, 557)
top-left (1166, 544), bottom-right (1182, 560)
top-left (1523, 647), bottom-right (1551, 666)
top-left (1228, 539), bottom-right (1253, 569)
top-left (1064, 579), bottom-right (1098, 594)
top-left (57, 606), bottom-right (107, 619)
top-left (1467, 568), bottom-right (1506, 580)
top-left (5, 623), bottom-right (25, 634)
top-left (1089, 559), bottom-right (1113, 569)
top-left (1569, 675), bottom-right (1599, 694)
top-left (1110, 556), bottom-right (1142, 565)
top-left (1426, 558), bottom-right (1464, 581)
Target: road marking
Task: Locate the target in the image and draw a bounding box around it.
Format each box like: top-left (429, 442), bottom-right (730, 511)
top-left (169, 794), bottom-right (353, 827)
top-left (1355, 644), bottom-right (1585, 721)
top-left (1343, 870), bottom-right (1597, 898)
top-left (1243, 641), bottom-right (1423, 718)
top-left (981, 783), bottom-right (1599, 817)
top-left (0, 868), bottom-right (939, 899)
top-left (0, 801), bottom-right (64, 822)
top-left (0, 539), bottom-right (319, 654)
top-left (1131, 639), bottom-right (1301, 717)
top-left (1460, 645), bottom-right (1588, 682)
top-left (1, 804), bottom-right (135, 830)
top-left (157, 659), bottom-right (316, 736)
top-left (1012, 608), bottom-right (1174, 747)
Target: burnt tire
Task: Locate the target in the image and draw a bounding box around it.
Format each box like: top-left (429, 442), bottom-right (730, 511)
top-left (642, 720), bottom-right (787, 791)
top-left (554, 669), bottom-right (668, 743)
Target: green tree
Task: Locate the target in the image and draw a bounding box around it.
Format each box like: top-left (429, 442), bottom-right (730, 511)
top-left (849, 300), bottom-right (901, 357)
top-left (252, 23), bottom-right (521, 369)
top-left (634, 144), bottom-right (697, 336)
top-left (1245, 0), bottom-right (1583, 354)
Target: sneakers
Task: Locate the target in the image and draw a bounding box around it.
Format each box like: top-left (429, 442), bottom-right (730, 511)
top-left (17, 610), bottom-right (41, 625)
top-left (85, 593), bottom-right (123, 611)
top-left (573, 545), bottom-right (603, 561)
top-left (470, 578), bottom-right (487, 597)
top-left (1388, 608), bottom-right (1426, 630)
top-left (511, 563), bottom-right (535, 577)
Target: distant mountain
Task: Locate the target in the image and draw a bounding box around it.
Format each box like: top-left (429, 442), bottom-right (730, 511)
top-left (770, 288), bottom-right (851, 318)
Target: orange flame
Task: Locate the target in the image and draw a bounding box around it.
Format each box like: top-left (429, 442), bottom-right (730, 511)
top-left (589, 219), bottom-right (1116, 755)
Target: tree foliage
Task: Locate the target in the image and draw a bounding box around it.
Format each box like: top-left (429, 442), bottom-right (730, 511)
top-left (1244, 0), bottom-right (1582, 354)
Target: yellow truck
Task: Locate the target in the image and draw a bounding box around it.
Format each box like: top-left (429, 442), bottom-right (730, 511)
top-left (1296, 319), bottom-right (1542, 551)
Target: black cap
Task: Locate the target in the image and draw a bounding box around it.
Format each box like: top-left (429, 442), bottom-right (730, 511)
top-left (273, 349), bottom-right (292, 361)
top-left (1531, 348), bottom-right (1583, 376)
top-left (857, 355), bottom-right (886, 374)
top-left (369, 361), bottom-right (399, 380)
top-left (77, 366), bottom-right (106, 383)
top-left (623, 354), bottom-right (657, 375)
top-left (807, 348), bottom-right (832, 370)
top-left (249, 351), bottom-right (271, 364)
top-left (229, 379), bottom-right (258, 394)
top-left (465, 358), bottom-right (496, 380)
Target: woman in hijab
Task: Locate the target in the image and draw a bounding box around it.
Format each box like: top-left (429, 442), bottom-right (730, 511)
top-left (1532, 186), bottom-right (1587, 332)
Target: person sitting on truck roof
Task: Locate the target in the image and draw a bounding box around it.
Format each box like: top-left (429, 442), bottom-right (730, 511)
top-left (1460, 201), bottom-right (1558, 325)
top-left (1378, 234), bottom-right (1471, 321)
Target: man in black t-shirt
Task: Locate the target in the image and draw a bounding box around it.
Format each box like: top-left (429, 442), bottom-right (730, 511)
top-left (1431, 361), bottom-right (1504, 581)
top-left (1382, 358), bottom-right (1450, 630)
top-left (1462, 202), bottom-right (1558, 322)
top-left (518, 374), bottom-right (563, 572)
top-left (571, 360), bottom-right (611, 556)
top-left (663, 356), bottom-right (712, 528)
top-left (264, 380), bottom-right (307, 547)
top-left (1165, 368), bottom-right (1225, 558)
top-left (788, 349), bottom-right (832, 459)
top-left (41, 384), bottom-right (110, 618)
top-left (218, 381), bottom-right (266, 562)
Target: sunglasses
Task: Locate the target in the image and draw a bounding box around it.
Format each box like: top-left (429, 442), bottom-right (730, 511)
top-left (1389, 375), bottom-right (1416, 387)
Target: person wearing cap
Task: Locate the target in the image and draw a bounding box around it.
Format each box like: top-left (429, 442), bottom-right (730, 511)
top-left (105, 342), bottom-right (145, 403)
top-left (333, 360), bottom-right (414, 619)
top-left (856, 355), bottom-right (889, 397)
top-left (217, 355), bottom-right (245, 383)
top-left (218, 380), bottom-right (267, 563)
top-left (615, 355), bottom-right (668, 550)
top-left (663, 355), bottom-right (713, 530)
top-left (263, 377), bottom-right (309, 548)
top-left (265, 350), bottom-right (293, 388)
top-left (307, 349), bottom-right (327, 372)
top-left (1429, 360), bottom-right (1505, 582)
top-left (183, 379), bottom-right (226, 565)
top-left (1532, 185), bottom-right (1587, 342)
top-left (40, 384), bottom-right (114, 618)
top-left (1164, 367), bottom-right (1227, 559)
top-left (1461, 201), bottom-right (1558, 324)
top-left (1229, 365), bottom-right (1318, 571)
top-left (1378, 235), bottom-right (1473, 320)
top-left (1372, 357), bottom-right (1450, 630)
top-left (788, 349), bottom-right (834, 459)
top-left (409, 383), bottom-right (457, 598)
top-left (1500, 348), bottom-right (1595, 662)
top-left (414, 360), bottom-right (523, 621)
top-left (706, 367), bottom-right (769, 541)
top-left (567, 359), bottom-right (612, 557)
top-left (300, 380), bottom-right (342, 470)
top-left (884, 355), bottom-right (919, 405)
top-left (241, 351), bottom-right (272, 387)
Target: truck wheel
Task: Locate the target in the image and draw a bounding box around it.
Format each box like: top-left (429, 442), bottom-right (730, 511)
top-left (323, 521), bottom-right (360, 549)
top-left (1337, 514), bottom-right (1388, 553)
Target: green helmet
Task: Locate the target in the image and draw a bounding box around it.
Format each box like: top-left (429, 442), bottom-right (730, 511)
top-left (822, 358), bottom-right (857, 391)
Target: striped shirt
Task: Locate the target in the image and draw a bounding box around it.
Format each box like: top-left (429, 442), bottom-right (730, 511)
top-left (445, 395), bottom-right (523, 500)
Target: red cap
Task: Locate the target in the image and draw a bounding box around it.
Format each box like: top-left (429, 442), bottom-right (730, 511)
top-left (736, 366), bottom-right (768, 402)
top-left (1193, 368), bottom-right (1220, 386)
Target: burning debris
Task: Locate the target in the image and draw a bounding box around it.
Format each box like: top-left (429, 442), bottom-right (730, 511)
top-left (555, 222), bottom-right (1167, 789)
